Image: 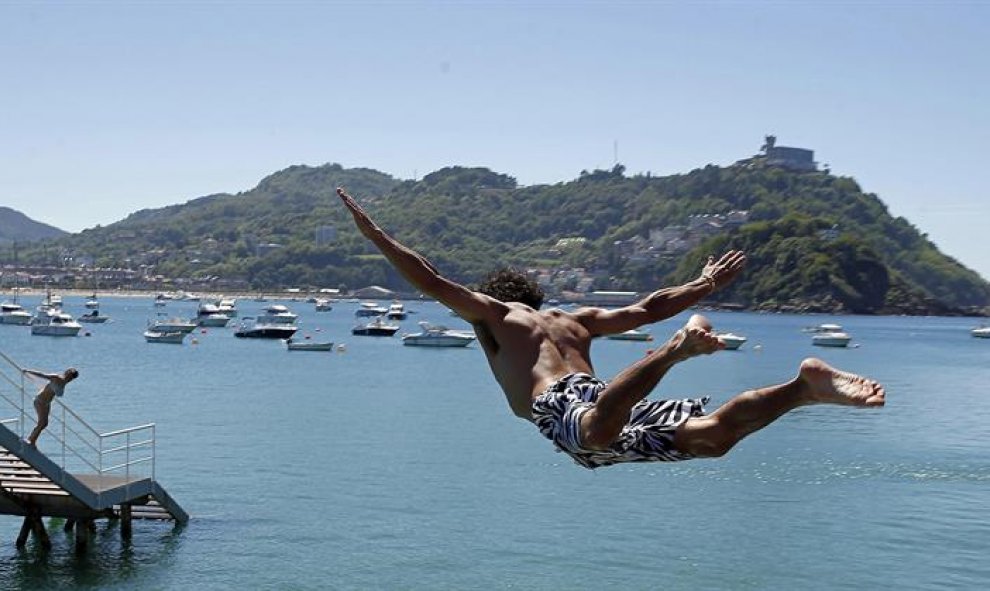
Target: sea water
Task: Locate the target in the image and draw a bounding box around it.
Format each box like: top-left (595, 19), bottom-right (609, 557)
top-left (0, 297), bottom-right (987, 590)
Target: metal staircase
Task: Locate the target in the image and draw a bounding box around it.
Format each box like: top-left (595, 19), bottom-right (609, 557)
top-left (0, 350), bottom-right (187, 550)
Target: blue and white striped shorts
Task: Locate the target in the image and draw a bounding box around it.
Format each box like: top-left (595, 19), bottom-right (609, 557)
top-left (531, 373), bottom-right (709, 470)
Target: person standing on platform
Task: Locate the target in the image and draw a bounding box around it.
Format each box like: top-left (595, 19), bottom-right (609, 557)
top-left (23, 367), bottom-right (79, 446)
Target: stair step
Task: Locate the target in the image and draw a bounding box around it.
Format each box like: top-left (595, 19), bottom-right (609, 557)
top-left (3, 480), bottom-right (61, 490)
top-left (115, 500), bottom-right (176, 521)
top-left (0, 475), bottom-right (52, 483)
top-left (7, 487), bottom-right (69, 496)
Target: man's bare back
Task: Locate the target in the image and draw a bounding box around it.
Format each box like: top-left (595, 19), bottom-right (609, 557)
top-left (472, 304), bottom-right (598, 420)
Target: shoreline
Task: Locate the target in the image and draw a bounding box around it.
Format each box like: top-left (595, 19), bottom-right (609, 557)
top-left (2, 288), bottom-right (986, 318)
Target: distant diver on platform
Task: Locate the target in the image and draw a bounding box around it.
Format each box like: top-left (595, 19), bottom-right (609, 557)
top-left (337, 187), bottom-right (885, 469)
top-left (23, 367), bottom-right (79, 447)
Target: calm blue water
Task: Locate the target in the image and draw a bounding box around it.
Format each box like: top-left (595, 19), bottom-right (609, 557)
top-left (0, 296), bottom-right (987, 590)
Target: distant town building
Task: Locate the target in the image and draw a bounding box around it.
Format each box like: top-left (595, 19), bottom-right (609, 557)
top-left (255, 243), bottom-right (284, 257)
top-left (315, 225), bottom-right (337, 246)
top-left (760, 135), bottom-right (817, 172)
top-left (818, 224), bottom-right (841, 242)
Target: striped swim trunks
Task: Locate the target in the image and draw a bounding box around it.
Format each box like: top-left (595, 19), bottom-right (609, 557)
top-left (531, 372), bottom-right (710, 470)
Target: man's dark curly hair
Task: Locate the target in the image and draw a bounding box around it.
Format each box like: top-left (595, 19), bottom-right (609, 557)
top-left (476, 268), bottom-right (545, 310)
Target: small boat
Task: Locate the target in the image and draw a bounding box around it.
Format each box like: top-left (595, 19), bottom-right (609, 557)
top-left (716, 332), bottom-right (747, 350)
top-left (285, 337), bottom-right (335, 351)
top-left (356, 302), bottom-right (389, 317)
top-left (605, 329), bottom-right (653, 342)
top-left (258, 304), bottom-right (298, 325)
top-left (352, 316), bottom-right (400, 337)
top-left (234, 317), bottom-right (299, 339)
top-left (78, 309), bottom-right (110, 324)
top-left (30, 308), bottom-right (82, 337)
top-left (0, 301), bottom-right (33, 325)
top-left (402, 322), bottom-right (475, 347)
top-left (195, 303), bottom-right (231, 327)
top-left (217, 297), bottom-right (238, 318)
top-left (971, 326), bottom-right (990, 339)
top-left (386, 302), bottom-right (408, 320)
top-left (144, 329), bottom-right (186, 344)
top-left (812, 331), bottom-right (852, 347)
top-left (314, 299), bottom-right (333, 312)
top-left (149, 316), bottom-right (198, 334)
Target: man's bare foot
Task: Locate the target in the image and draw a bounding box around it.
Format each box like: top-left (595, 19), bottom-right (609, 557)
top-left (685, 313), bottom-right (713, 332)
top-left (670, 316), bottom-right (723, 359)
top-left (798, 358), bottom-right (885, 407)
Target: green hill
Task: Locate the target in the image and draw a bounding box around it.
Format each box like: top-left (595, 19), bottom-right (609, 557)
top-left (0, 206), bottom-right (67, 243)
top-left (8, 162), bottom-right (989, 315)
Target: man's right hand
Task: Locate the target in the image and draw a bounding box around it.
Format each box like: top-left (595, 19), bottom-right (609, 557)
top-left (337, 187), bottom-right (379, 238)
top-left (700, 250), bottom-right (746, 292)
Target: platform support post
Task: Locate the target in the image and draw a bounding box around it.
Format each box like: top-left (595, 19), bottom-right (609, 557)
top-left (15, 517), bottom-right (31, 548)
top-left (74, 519), bottom-right (89, 552)
top-left (120, 505), bottom-right (133, 540)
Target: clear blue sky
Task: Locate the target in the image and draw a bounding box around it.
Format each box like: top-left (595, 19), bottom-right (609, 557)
top-left (2, 1), bottom-right (987, 279)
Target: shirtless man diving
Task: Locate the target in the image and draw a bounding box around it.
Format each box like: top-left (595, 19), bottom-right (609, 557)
top-left (337, 187), bottom-right (885, 469)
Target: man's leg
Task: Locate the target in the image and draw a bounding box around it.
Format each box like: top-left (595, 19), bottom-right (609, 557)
top-left (673, 358), bottom-right (885, 457)
top-left (580, 314), bottom-right (721, 449)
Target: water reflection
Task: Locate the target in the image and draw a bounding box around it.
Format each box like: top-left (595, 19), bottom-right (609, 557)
top-left (0, 519), bottom-right (184, 590)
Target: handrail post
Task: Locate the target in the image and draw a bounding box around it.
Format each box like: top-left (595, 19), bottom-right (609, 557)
top-left (19, 372), bottom-right (26, 439)
top-left (126, 431), bottom-right (131, 481)
top-left (152, 425), bottom-right (156, 481)
top-left (61, 405), bottom-right (66, 470)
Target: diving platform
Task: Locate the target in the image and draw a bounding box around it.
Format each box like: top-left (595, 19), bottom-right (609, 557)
top-left (0, 351), bottom-right (187, 551)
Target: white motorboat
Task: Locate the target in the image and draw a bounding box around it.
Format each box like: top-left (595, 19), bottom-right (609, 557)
top-left (803, 323), bottom-right (844, 333)
top-left (258, 304), bottom-right (298, 325)
top-left (195, 303), bottom-right (231, 327)
top-left (30, 308), bottom-right (82, 337)
top-left (605, 329), bottom-right (653, 342)
top-left (402, 322), bottom-right (475, 347)
top-left (352, 316), bottom-right (400, 337)
top-left (716, 332), bottom-right (747, 350)
top-left (356, 302), bottom-right (389, 317)
top-left (0, 301), bottom-right (32, 325)
top-left (78, 309), bottom-right (110, 324)
top-left (314, 298), bottom-right (333, 312)
top-left (285, 337), bottom-right (335, 351)
top-left (149, 315), bottom-right (198, 334)
top-left (234, 317), bottom-right (299, 339)
top-left (386, 302), bottom-right (408, 320)
top-left (217, 297), bottom-right (238, 318)
top-left (85, 294), bottom-right (100, 309)
top-left (144, 329), bottom-right (187, 344)
top-left (971, 326), bottom-right (990, 339)
top-left (812, 331), bottom-right (852, 347)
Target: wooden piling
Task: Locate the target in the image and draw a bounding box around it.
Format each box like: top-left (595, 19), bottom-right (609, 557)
top-left (15, 517), bottom-right (31, 548)
top-left (120, 504), bottom-right (132, 540)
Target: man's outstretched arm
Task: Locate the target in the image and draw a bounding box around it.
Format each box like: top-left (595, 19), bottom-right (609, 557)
top-left (337, 187), bottom-right (502, 323)
top-left (575, 250), bottom-right (746, 336)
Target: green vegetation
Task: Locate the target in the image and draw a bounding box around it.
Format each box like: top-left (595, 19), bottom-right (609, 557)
top-left (0, 206), bottom-right (67, 243)
top-left (6, 161), bottom-right (989, 315)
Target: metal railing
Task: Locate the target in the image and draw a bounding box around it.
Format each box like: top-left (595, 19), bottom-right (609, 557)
top-left (0, 349), bottom-right (156, 485)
